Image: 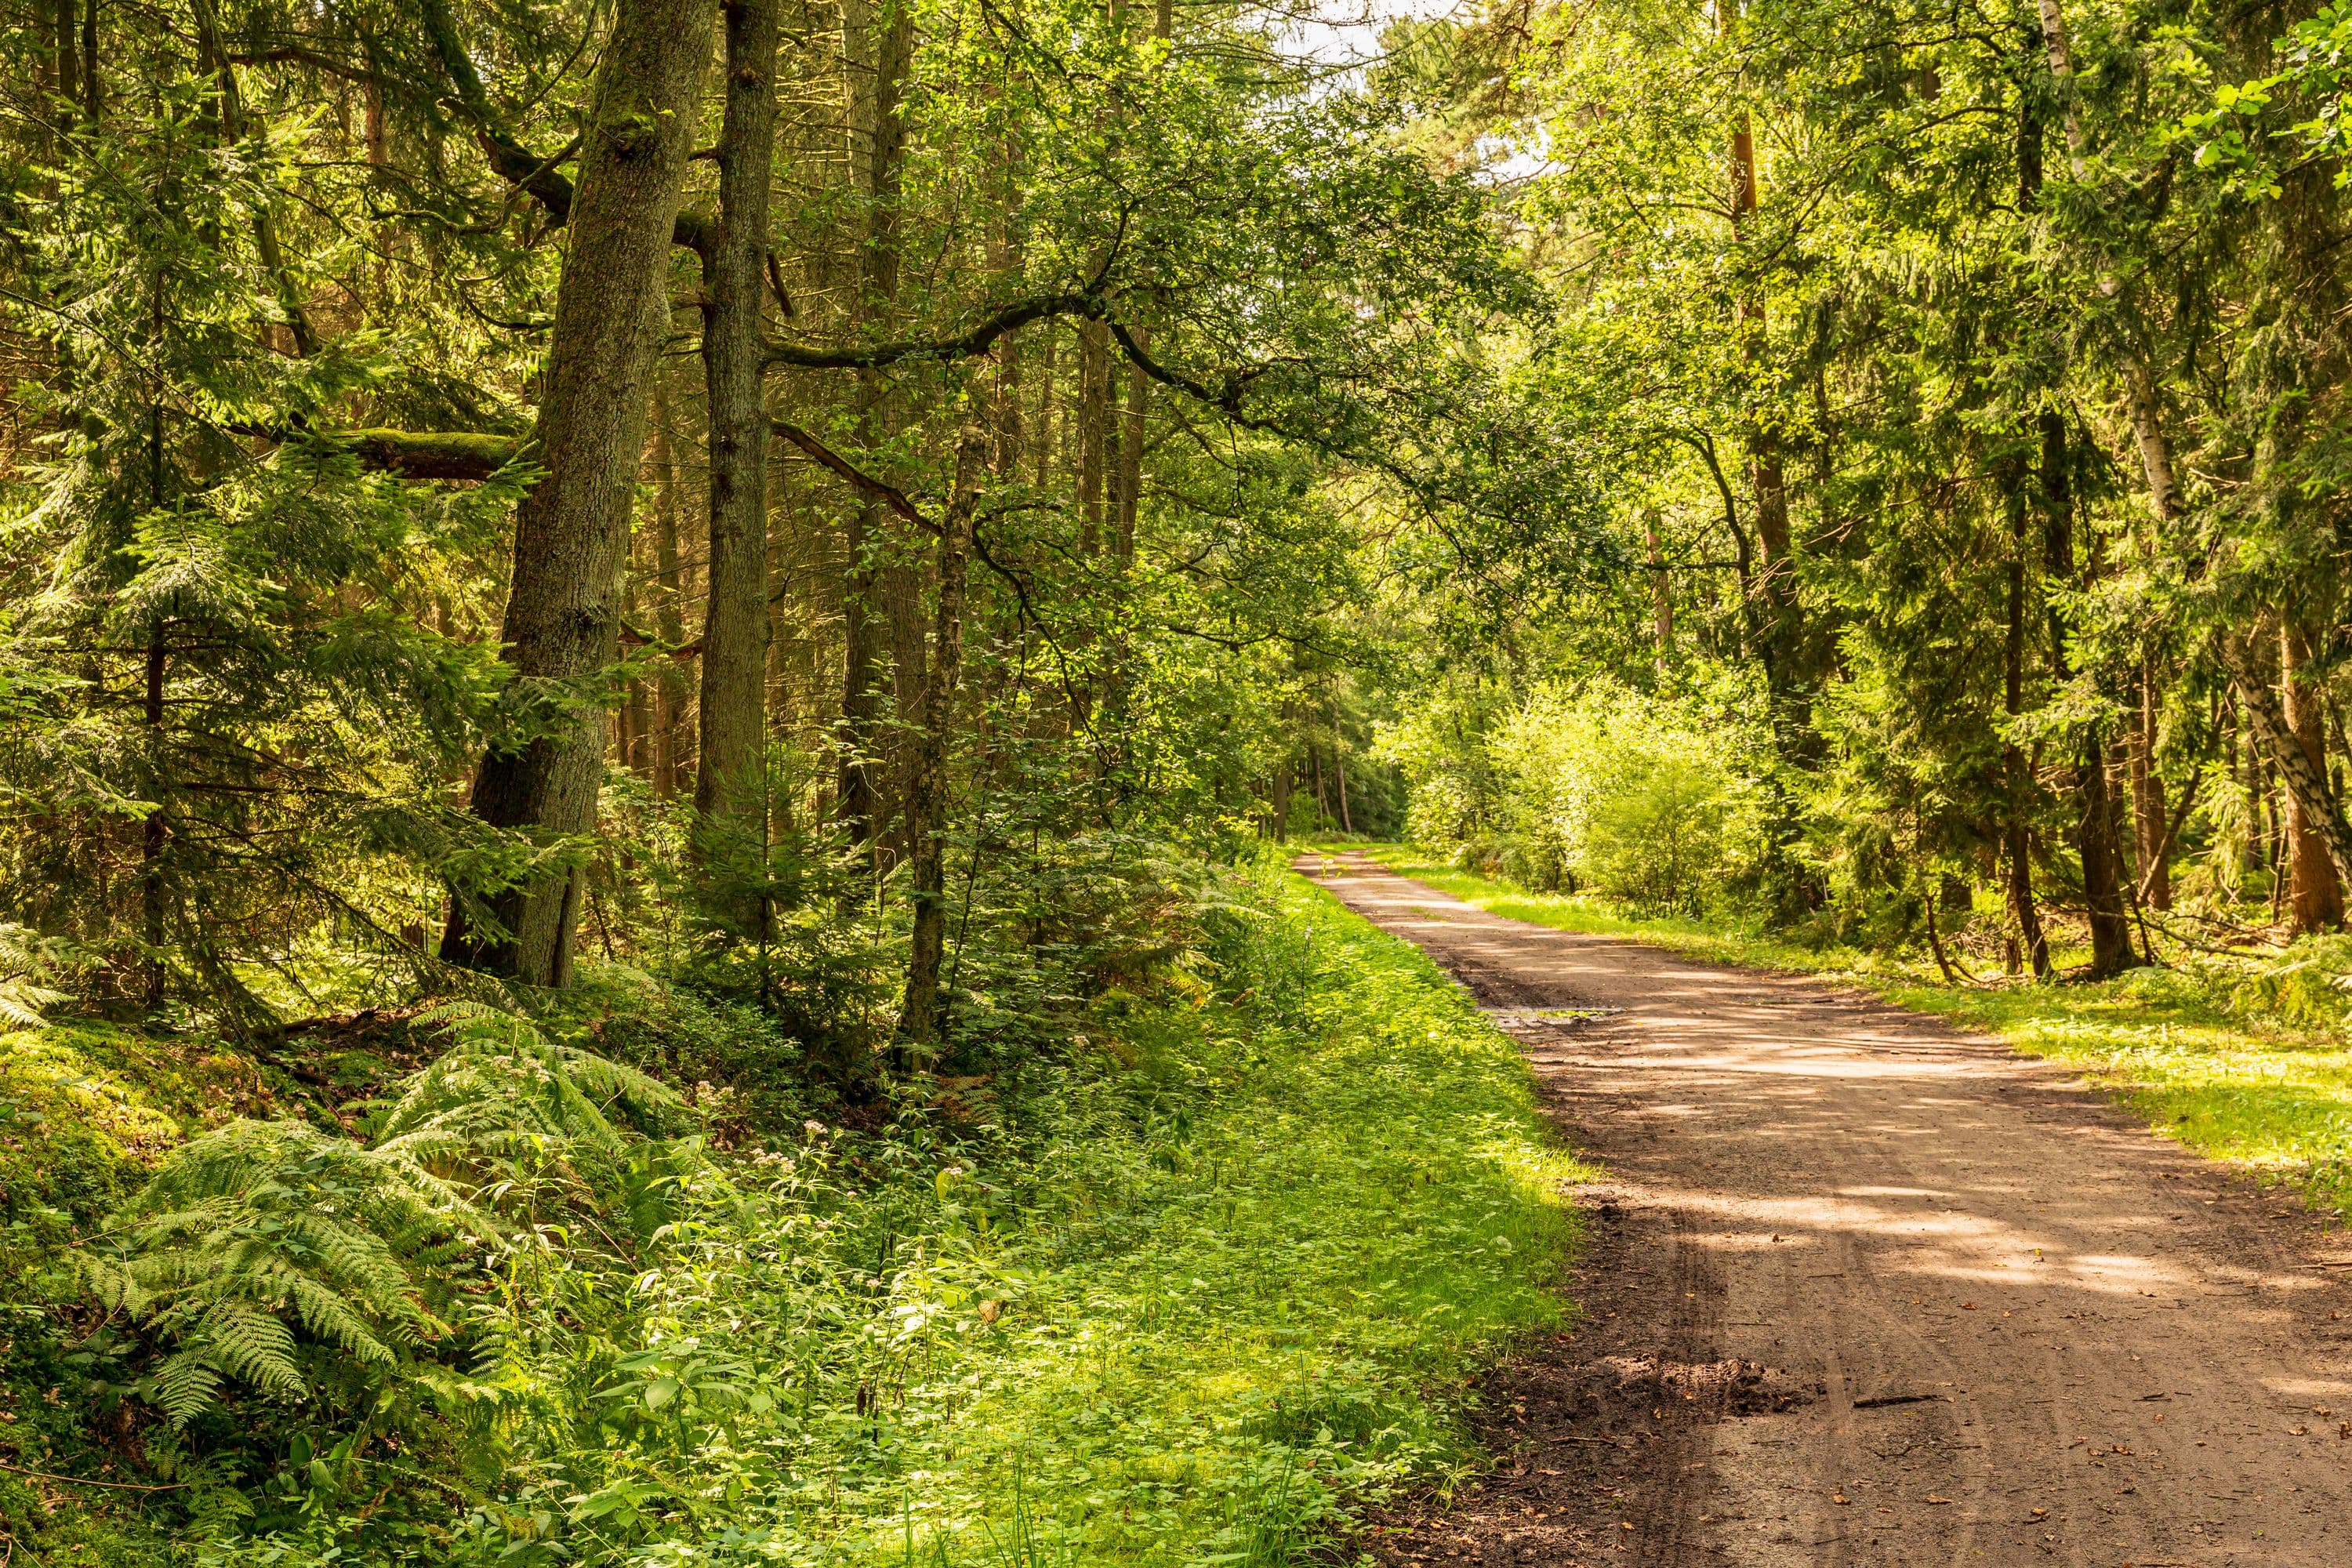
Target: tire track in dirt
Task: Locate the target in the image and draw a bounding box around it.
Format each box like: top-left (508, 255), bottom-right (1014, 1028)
top-left (1311, 852), bottom-right (2352, 1567)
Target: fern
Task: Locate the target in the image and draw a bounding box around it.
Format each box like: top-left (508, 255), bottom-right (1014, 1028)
top-left (82, 1005), bottom-right (689, 1424)
top-left (82, 1119), bottom-right (476, 1425)
top-left (375, 1001), bottom-right (684, 1203)
top-left (0, 923), bottom-right (69, 1028)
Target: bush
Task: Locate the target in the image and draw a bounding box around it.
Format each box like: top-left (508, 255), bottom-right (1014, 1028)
top-left (1446, 677), bottom-right (1769, 916)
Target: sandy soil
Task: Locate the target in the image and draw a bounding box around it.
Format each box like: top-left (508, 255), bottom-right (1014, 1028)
top-left (1303, 851), bottom-right (2352, 1567)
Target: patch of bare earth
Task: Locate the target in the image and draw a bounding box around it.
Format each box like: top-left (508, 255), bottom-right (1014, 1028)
top-left (1310, 851), bottom-right (2352, 1567)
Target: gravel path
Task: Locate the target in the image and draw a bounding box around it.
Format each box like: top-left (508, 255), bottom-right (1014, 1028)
top-left (1304, 851), bottom-right (2352, 1567)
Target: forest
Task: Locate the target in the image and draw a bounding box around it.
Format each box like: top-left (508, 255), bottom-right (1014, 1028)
top-left (3, 0), bottom-right (2352, 1555)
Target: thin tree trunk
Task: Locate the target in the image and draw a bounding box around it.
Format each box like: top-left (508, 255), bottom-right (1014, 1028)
top-left (1335, 741), bottom-right (1352, 834)
top-left (80, 0), bottom-right (99, 125)
top-left (2281, 620), bottom-right (2345, 931)
top-left (442, 0), bottom-right (713, 986)
top-left (837, 0), bottom-right (916, 866)
top-left (1645, 508), bottom-right (1672, 667)
top-left (1722, 0), bottom-right (1808, 746)
top-left (2130, 662), bottom-right (2170, 910)
top-left (140, 626), bottom-right (166, 1011)
top-left (621, 557), bottom-right (651, 776)
top-left (1077, 319), bottom-right (1110, 554)
top-left (693, 0), bottom-right (781, 902)
top-left (1032, 326), bottom-right (1058, 490)
top-left (1117, 345), bottom-right (1146, 565)
top-left (53, 0), bottom-right (78, 131)
top-left (2040, 412), bottom-right (2136, 976)
top-left (899, 430), bottom-right (989, 1050)
top-left (2002, 472), bottom-right (2049, 979)
top-left (652, 382), bottom-right (686, 800)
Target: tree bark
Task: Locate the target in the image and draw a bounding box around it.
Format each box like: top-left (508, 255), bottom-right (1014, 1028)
top-left (651, 381), bottom-right (688, 800)
top-left (692, 0), bottom-right (781, 899)
top-left (1032, 325), bottom-right (1058, 490)
top-left (1077, 318), bottom-right (1110, 554)
top-left (2040, 412), bottom-right (2136, 977)
top-left (1117, 343), bottom-right (1145, 564)
top-left (836, 0), bottom-right (916, 866)
top-left (2002, 482), bottom-right (2050, 979)
top-left (2130, 663), bottom-right (2170, 910)
top-left (2281, 621), bottom-right (2343, 932)
top-left (1722, 0), bottom-right (1807, 743)
top-left (898, 429), bottom-right (988, 1051)
top-left (1645, 509), bottom-right (1672, 668)
top-left (442, 0), bottom-right (713, 986)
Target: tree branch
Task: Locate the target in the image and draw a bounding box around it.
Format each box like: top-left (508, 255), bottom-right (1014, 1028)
top-left (767, 292), bottom-right (1101, 370)
top-left (418, 0), bottom-right (716, 252)
top-left (229, 423), bottom-right (525, 481)
top-left (773, 423), bottom-right (937, 532)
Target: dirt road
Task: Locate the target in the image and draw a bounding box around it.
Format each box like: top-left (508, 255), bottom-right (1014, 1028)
top-left (1303, 851), bottom-right (2352, 1567)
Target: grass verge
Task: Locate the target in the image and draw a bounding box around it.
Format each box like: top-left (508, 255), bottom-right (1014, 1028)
top-left (317, 866), bottom-right (1592, 1568)
top-left (1339, 844), bottom-right (2352, 1219)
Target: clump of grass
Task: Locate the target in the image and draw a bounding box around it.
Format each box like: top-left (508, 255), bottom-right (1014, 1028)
top-left (1348, 846), bottom-right (2352, 1219)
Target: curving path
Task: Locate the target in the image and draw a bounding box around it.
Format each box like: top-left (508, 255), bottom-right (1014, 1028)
top-left (1304, 851), bottom-right (2352, 1567)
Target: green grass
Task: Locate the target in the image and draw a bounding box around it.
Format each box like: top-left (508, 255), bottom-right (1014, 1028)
top-left (315, 867), bottom-right (1595, 1568)
top-left (1335, 844), bottom-right (2352, 1218)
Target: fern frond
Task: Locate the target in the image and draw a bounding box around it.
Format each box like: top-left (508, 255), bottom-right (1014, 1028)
top-left (283, 1274), bottom-right (399, 1362)
top-left (187, 1300), bottom-right (303, 1399)
top-left (151, 1352), bottom-right (223, 1425)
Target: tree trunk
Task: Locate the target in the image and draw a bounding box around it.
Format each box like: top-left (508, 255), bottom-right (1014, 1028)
top-left (442, 0), bottom-right (713, 986)
top-left (1077, 318), bottom-right (1110, 554)
top-left (2130, 665), bottom-right (2170, 910)
top-left (79, 0), bottom-right (99, 125)
top-left (1117, 338), bottom-right (1147, 565)
top-left (1032, 325), bottom-right (1058, 490)
top-left (1722, 0), bottom-right (1809, 746)
top-left (651, 381), bottom-right (687, 800)
top-left (836, 0), bottom-right (916, 867)
top-left (898, 430), bottom-right (989, 1051)
top-left (1645, 508), bottom-right (1672, 667)
top-left (53, 0), bottom-right (78, 131)
top-left (693, 0), bottom-right (780, 899)
top-left (141, 626), bottom-right (166, 1010)
top-left (2281, 621), bottom-right (2344, 931)
top-left (2040, 412), bottom-right (2136, 977)
top-left (2002, 470), bottom-right (2050, 978)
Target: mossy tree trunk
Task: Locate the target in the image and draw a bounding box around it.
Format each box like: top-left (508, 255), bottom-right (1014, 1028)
top-left (444, 0), bottom-right (715, 987)
top-left (693, 0), bottom-right (781, 916)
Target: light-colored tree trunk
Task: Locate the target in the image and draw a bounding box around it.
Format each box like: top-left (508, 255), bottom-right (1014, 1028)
top-left (444, 0), bottom-right (713, 987)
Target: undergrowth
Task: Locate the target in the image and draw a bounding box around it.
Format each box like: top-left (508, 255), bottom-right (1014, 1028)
top-left (0, 865), bottom-right (1586, 1567)
top-left (1348, 844), bottom-right (2352, 1219)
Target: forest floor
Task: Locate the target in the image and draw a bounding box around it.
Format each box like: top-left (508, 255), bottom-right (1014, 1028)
top-left (1304, 849), bottom-right (2352, 1567)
